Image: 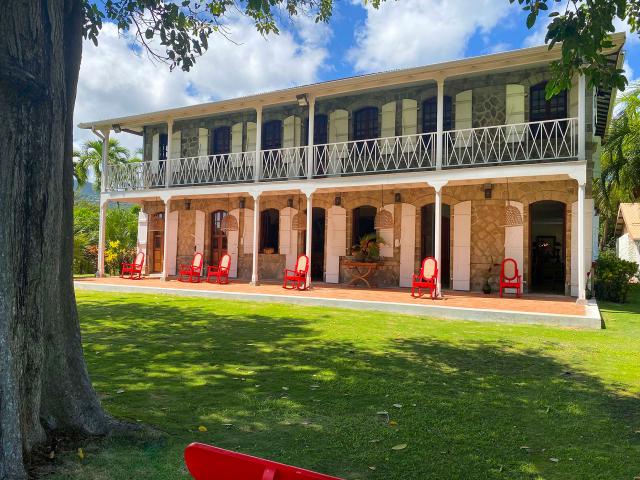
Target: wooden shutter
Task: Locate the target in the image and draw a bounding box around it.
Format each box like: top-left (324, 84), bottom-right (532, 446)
top-left (506, 84), bottom-right (525, 142)
top-left (399, 203), bottom-right (416, 287)
top-left (197, 128), bottom-right (208, 170)
top-left (402, 99), bottom-right (418, 152)
top-left (151, 133), bottom-right (160, 174)
top-left (227, 209), bottom-right (240, 277)
top-left (380, 102), bottom-right (396, 155)
top-left (137, 211), bottom-right (148, 263)
top-left (243, 208), bottom-right (254, 255)
top-left (504, 201), bottom-right (524, 275)
top-left (194, 210), bottom-right (205, 253)
top-left (171, 130), bottom-right (182, 158)
top-left (245, 122), bottom-right (257, 166)
top-left (165, 210), bottom-right (179, 275)
top-left (377, 204), bottom-right (394, 258)
top-left (455, 90), bottom-right (472, 130)
top-left (328, 109), bottom-right (348, 172)
top-left (231, 122), bottom-right (243, 168)
top-left (326, 205), bottom-right (346, 283)
top-left (452, 201), bottom-right (471, 290)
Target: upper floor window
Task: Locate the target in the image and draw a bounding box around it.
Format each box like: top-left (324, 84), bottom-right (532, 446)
top-left (530, 82), bottom-right (567, 122)
top-left (422, 96), bottom-right (453, 133)
top-left (159, 133), bottom-right (168, 160)
top-left (262, 120), bottom-right (282, 150)
top-left (302, 114), bottom-right (329, 146)
top-left (353, 107), bottom-right (379, 141)
top-left (211, 126), bottom-right (231, 155)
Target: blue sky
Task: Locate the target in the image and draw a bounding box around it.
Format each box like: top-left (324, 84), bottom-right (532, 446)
top-left (74, 0), bottom-right (639, 151)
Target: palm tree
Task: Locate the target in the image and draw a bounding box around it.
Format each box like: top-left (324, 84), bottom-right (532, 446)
top-left (73, 138), bottom-right (131, 191)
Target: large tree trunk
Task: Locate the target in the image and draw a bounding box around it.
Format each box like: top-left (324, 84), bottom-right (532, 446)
top-left (0, 2), bottom-right (110, 478)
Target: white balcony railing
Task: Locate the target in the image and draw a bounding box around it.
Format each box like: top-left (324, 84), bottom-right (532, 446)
top-left (105, 160), bottom-right (166, 191)
top-left (443, 118), bottom-right (577, 167)
top-left (313, 132), bottom-right (436, 177)
top-left (103, 119), bottom-right (579, 192)
top-left (169, 152), bottom-right (254, 186)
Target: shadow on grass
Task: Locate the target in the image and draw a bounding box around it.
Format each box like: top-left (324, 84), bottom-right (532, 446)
top-left (71, 294), bottom-right (640, 480)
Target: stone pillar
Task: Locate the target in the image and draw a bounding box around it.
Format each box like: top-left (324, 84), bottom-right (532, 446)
top-left (577, 182), bottom-right (586, 302)
top-left (97, 200), bottom-right (108, 277)
top-left (251, 193), bottom-right (261, 285)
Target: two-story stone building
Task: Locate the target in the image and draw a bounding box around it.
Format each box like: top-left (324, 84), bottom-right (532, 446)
top-left (80, 34), bottom-right (626, 302)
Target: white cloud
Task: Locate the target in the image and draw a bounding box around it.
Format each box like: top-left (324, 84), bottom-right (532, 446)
top-left (74, 16), bottom-right (331, 153)
top-left (346, 0), bottom-right (514, 73)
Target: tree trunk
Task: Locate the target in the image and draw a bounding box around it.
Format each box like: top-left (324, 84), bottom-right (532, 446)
top-left (0, 2), bottom-right (110, 478)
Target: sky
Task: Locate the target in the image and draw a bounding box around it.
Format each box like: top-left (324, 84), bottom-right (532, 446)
top-left (74, 0), bottom-right (640, 154)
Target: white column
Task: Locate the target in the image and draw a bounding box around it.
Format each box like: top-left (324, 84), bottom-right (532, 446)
top-left (435, 78), bottom-right (445, 170)
top-left (161, 198), bottom-right (171, 281)
top-left (97, 200), bottom-right (108, 276)
top-left (100, 129), bottom-right (110, 193)
top-left (578, 73), bottom-right (586, 161)
top-left (165, 120), bottom-right (174, 188)
top-left (251, 193), bottom-right (261, 285)
top-left (577, 182), bottom-right (586, 302)
top-left (434, 184), bottom-right (443, 295)
top-left (307, 98), bottom-right (315, 180)
top-left (254, 107), bottom-right (263, 182)
top-left (305, 192), bottom-right (313, 287)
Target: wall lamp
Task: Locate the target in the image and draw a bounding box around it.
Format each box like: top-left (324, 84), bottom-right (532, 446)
top-left (112, 124), bottom-right (122, 133)
top-left (334, 196), bottom-right (342, 206)
top-left (239, 197), bottom-right (246, 209)
top-left (483, 183), bottom-right (493, 199)
top-left (296, 93), bottom-right (309, 107)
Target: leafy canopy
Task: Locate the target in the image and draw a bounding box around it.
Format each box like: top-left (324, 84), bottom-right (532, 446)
top-left (511, 0), bottom-right (639, 97)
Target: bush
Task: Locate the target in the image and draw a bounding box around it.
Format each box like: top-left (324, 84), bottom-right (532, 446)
top-left (594, 250), bottom-right (638, 303)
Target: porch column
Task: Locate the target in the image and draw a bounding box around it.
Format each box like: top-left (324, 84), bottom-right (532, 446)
top-left (433, 182), bottom-right (445, 296)
top-left (251, 192), bottom-right (261, 285)
top-left (161, 197), bottom-right (172, 281)
top-left (165, 119), bottom-right (174, 187)
top-left (435, 78), bottom-right (445, 170)
top-left (577, 73), bottom-right (586, 160)
top-left (307, 97), bottom-right (315, 180)
top-left (577, 181), bottom-right (586, 302)
top-left (304, 190), bottom-right (314, 287)
top-left (97, 199), bottom-right (108, 277)
top-left (100, 128), bottom-right (110, 193)
top-left (254, 106), bottom-right (263, 182)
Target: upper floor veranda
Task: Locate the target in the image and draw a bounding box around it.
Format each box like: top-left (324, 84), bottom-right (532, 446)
top-left (79, 34), bottom-right (625, 195)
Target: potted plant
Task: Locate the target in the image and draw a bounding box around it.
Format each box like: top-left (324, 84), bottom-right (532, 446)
top-left (354, 233), bottom-right (382, 262)
top-left (482, 256), bottom-right (495, 294)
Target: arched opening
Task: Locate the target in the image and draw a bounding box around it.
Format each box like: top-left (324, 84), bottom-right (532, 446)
top-left (352, 205), bottom-right (377, 245)
top-left (529, 200), bottom-right (566, 293)
top-left (262, 120), bottom-right (282, 150)
top-left (210, 210), bottom-right (228, 266)
top-left (421, 203), bottom-right (451, 289)
top-left (260, 208), bottom-right (280, 253)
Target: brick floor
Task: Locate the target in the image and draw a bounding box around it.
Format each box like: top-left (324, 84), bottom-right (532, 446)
top-left (77, 276), bottom-right (585, 316)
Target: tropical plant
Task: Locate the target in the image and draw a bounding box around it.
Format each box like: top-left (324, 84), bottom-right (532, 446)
top-left (352, 232), bottom-right (382, 262)
top-left (73, 138), bottom-right (132, 190)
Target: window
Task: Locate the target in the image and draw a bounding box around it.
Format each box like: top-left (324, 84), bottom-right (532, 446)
top-left (159, 133), bottom-right (168, 160)
top-left (260, 208), bottom-right (279, 252)
top-left (422, 96), bottom-right (453, 133)
top-left (352, 205), bottom-right (377, 244)
top-left (353, 107), bottom-right (379, 141)
top-left (529, 82), bottom-right (567, 122)
top-left (262, 120), bottom-right (282, 150)
top-left (211, 127), bottom-right (231, 155)
top-left (314, 114), bottom-right (328, 144)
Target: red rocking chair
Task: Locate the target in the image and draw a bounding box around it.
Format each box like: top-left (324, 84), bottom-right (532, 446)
top-left (179, 252), bottom-right (204, 283)
top-left (499, 258), bottom-right (522, 297)
top-left (206, 254), bottom-right (231, 284)
top-left (184, 443), bottom-right (342, 480)
top-left (411, 257), bottom-right (438, 299)
top-left (120, 252), bottom-right (145, 280)
top-left (283, 254), bottom-right (310, 290)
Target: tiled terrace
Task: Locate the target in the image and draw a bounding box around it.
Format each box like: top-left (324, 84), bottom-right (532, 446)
top-left (75, 277), bottom-right (600, 329)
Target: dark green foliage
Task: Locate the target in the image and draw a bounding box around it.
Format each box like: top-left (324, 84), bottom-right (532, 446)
top-left (511, 0), bottom-right (637, 98)
top-left (594, 250), bottom-right (639, 302)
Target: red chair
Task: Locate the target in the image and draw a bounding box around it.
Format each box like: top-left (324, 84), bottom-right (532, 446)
top-left (120, 252), bottom-right (144, 280)
top-left (411, 257), bottom-right (438, 299)
top-left (206, 254), bottom-right (231, 284)
top-left (500, 258), bottom-right (522, 297)
top-left (179, 252), bottom-right (204, 283)
top-left (283, 254), bottom-right (309, 290)
top-left (184, 443), bottom-right (342, 480)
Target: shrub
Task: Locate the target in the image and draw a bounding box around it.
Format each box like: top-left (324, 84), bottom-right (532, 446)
top-left (594, 250), bottom-right (638, 303)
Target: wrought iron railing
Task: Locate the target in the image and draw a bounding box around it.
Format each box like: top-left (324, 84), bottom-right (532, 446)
top-left (313, 132), bottom-right (436, 177)
top-left (105, 160), bottom-right (166, 191)
top-left (443, 118), bottom-right (577, 167)
top-left (168, 152), bottom-right (254, 186)
top-left (260, 146), bottom-right (307, 181)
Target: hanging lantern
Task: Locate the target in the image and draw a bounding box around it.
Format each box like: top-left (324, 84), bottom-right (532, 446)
top-left (374, 208), bottom-right (393, 229)
top-left (220, 213), bottom-right (238, 233)
top-left (503, 179), bottom-right (523, 227)
top-left (291, 211), bottom-right (307, 231)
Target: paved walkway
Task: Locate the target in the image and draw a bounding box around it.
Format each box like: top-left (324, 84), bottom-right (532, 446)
top-left (75, 277), bottom-right (600, 329)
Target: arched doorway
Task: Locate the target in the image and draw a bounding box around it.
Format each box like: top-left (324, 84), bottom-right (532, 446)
top-left (311, 207), bottom-right (326, 281)
top-left (211, 210), bottom-right (228, 266)
top-left (529, 201), bottom-right (566, 293)
top-left (352, 205), bottom-right (377, 244)
top-left (421, 203), bottom-right (451, 289)
top-left (260, 208), bottom-right (280, 253)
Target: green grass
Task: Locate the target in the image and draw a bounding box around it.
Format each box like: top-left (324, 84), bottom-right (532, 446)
top-left (49, 288), bottom-right (640, 479)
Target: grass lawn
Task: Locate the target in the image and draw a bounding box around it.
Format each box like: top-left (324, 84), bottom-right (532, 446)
top-left (48, 287), bottom-right (640, 479)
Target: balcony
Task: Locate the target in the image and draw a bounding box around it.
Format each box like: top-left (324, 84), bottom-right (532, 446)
top-left (104, 118), bottom-right (578, 193)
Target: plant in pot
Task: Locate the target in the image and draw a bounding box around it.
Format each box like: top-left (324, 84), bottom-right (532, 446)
top-left (354, 233), bottom-right (382, 262)
top-left (482, 256), bottom-right (495, 294)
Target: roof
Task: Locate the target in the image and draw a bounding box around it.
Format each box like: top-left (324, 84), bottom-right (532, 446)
top-left (78, 32), bottom-right (626, 133)
top-left (616, 203), bottom-right (640, 240)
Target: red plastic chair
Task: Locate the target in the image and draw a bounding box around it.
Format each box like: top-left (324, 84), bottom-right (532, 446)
top-left (179, 252), bottom-right (204, 283)
top-left (283, 254), bottom-right (310, 290)
top-left (411, 257), bottom-right (438, 299)
top-left (120, 252), bottom-right (144, 280)
top-left (500, 258), bottom-right (522, 297)
top-left (184, 443), bottom-right (342, 480)
top-left (206, 254), bottom-right (231, 284)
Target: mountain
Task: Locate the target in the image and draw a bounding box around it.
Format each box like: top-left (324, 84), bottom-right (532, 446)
top-left (74, 181), bottom-right (99, 203)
